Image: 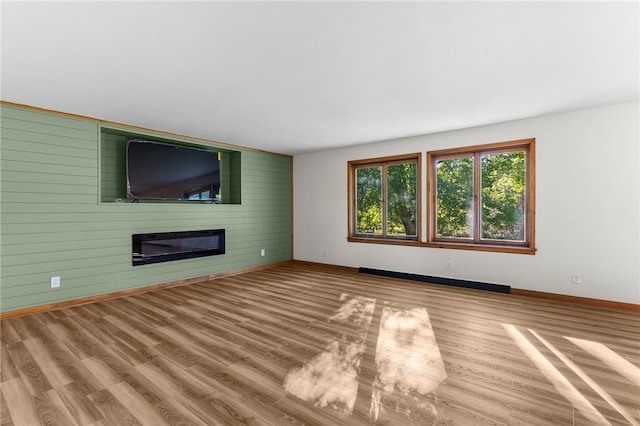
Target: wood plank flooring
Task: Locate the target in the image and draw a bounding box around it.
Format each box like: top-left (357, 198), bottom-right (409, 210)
top-left (1, 262), bottom-right (639, 425)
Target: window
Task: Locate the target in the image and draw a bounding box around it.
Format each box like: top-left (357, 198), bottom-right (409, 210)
top-left (426, 139), bottom-right (535, 254)
top-left (185, 185), bottom-right (213, 200)
top-left (348, 154), bottom-right (421, 243)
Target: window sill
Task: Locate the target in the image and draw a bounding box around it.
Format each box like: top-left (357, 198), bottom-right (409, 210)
top-left (347, 236), bottom-right (423, 247)
top-left (424, 241), bottom-right (536, 255)
top-left (347, 236), bottom-right (536, 254)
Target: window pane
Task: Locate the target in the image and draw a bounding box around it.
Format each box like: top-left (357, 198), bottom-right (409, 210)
top-left (481, 151), bottom-right (526, 241)
top-left (435, 157), bottom-right (474, 238)
top-left (356, 166), bottom-right (382, 234)
top-left (387, 162), bottom-right (417, 236)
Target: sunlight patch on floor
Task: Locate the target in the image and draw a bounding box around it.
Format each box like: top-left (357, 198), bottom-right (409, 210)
top-left (565, 336), bottom-right (640, 387)
top-left (369, 306), bottom-right (447, 422)
top-left (504, 324), bottom-right (612, 425)
top-left (284, 294), bottom-right (447, 420)
top-left (283, 294), bottom-right (376, 414)
top-left (529, 329), bottom-right (639, 426)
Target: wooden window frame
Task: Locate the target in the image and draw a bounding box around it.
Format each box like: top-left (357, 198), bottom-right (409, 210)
top-left (348, 153), bottom-right (422, 245)
top-left (426, 138), bottom-right (536, 254)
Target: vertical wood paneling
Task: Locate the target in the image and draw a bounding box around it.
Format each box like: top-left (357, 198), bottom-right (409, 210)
top-left (0, 104), bottom-right (292, 313)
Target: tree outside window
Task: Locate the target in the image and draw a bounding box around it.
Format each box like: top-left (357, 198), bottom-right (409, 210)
top-left (349, 154), bottom-right (420, 242)
top-left (427, 139), bottom-right (535, 253)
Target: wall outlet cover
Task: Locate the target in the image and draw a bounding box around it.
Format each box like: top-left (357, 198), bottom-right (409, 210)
top-left (51, 276), bottom-right (61, 288)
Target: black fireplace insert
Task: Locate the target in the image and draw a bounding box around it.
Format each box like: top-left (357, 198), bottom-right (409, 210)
top-left (132, 229), bottom-right (225, 266)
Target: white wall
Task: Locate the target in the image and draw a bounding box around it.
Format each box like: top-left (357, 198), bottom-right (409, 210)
top-left (293, 102), bottom-right (640, 304)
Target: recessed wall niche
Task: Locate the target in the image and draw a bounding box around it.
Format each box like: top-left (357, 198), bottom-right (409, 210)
top-left (99, 126), bottom-right (241, 204)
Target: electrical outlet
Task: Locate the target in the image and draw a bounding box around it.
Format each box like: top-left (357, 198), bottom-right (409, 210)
top-left (445, 261), bottom-right (453, 271)
top-left (51, 276), bottom-right (61, 288)
top-left (571, 274), bottom-right (582, 284)
top-left (323, 249), bottom-right (329, 257)
top-left (260, 248), bottom-right (266, 257)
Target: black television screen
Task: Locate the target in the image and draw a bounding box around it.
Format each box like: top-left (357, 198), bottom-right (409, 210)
top-left (126, 140), bottom-right (221, 201)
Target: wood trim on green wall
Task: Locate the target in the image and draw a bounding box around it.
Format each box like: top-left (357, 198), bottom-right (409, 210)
top-left (0, 100), bottom-right (291, 158)
top-left (0, 260), bottom-right (292, 319)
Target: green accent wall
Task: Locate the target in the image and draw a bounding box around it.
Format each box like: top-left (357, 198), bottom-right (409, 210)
top-left (0, 104), bottom-right (292, 312)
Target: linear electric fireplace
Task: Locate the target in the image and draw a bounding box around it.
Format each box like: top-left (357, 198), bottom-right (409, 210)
top-left (132, 229), bottom-right (225, 266)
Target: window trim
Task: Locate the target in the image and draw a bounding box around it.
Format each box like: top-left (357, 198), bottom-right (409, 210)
top-left (348, 153), bottom-right (422, 244)
top-left (426, 138), bottom-right (536, 254)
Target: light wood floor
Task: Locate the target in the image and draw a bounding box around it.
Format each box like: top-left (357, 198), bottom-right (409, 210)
top-left (1, 262), bottom-right (639, 425)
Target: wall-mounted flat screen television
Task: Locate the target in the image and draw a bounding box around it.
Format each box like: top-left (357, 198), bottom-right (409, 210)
top-left (126, 140), bottom-right (221, 202)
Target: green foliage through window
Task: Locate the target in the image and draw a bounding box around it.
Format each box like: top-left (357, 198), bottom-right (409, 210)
top-left (435, 152), bottom-right (526, 241)
top-left (429, 139), bottom-right (534, 250)
top-left (481, 152), bottom-right (525, 241)
top-left (435, 157), bottom-right (474, 238)
top-left (356, 167), bottom-right (383, 234)
top-left (387, 163), bottom-right (418, 236)
top-left (352, 157), bottom-right (418, 239)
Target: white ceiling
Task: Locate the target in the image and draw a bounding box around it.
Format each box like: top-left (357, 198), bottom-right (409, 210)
top-left (1, 1), bottom-right (638, 155)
